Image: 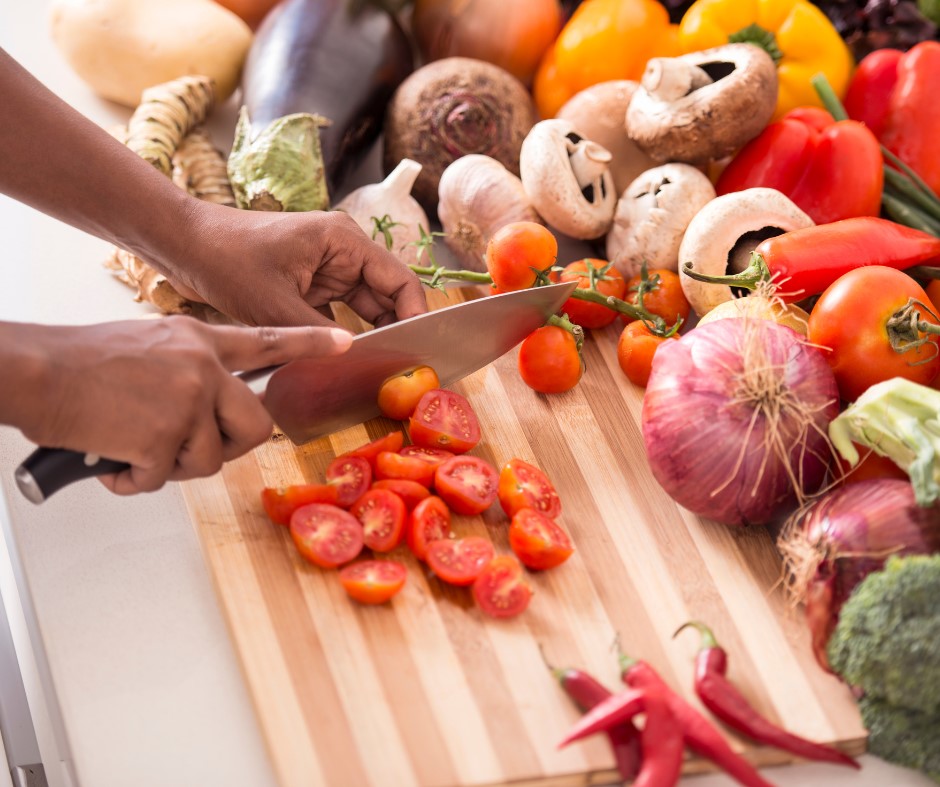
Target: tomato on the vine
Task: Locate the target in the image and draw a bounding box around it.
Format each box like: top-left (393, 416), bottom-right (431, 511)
top-left (616, 321), bottom-right (677, 388)
top-left (426, 537), bottom-right (496, 586)
top-left (377, 366), bottom-right (440, 421)
top-left (350, 488), bottom-right (407, 552)
top-left (325, 455), bottom-right (373, 507)
top-left (409, 389), bottom-right (481, 453)
top-left (375, 451), bottom-right (436, 488)
top-left (509, 509), bottom-right (574, 570)
top-left (623, 269), bottom-right (691, 327)
top-left (807, 266), bottom-right (940, 401)
top-left (434, 455), bottom-right (499, 515)
top-left (339, 560), bottom-right (407, 605)
top-left (407, 496), bottom-right (452, 561)
top-left (485, 221), bottom-right (557, 292)
top-left (340, 431), bottom-right (405, 471)
top-left (497, 458), bottom-right (561, 519)
top-left (290, 504), bottom-right (364, 569)
top-left (261, 483), bottom-right (339, 526)
top-left (559, 259), bottom-right (626, 329)
top-left (518, 325), bottom-right (583, 394)
top-left (472, 555), bottom-right (532, 619)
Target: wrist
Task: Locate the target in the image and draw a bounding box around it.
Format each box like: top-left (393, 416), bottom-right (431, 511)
top-left (0, 323), bottom-right (57, 440)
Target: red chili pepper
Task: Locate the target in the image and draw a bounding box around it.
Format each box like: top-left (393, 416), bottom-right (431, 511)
top-left (682, 216), bottom-right (940, 303)
top-left (619, 654), bottom-right (775, 787)
top-left (716, 106), bottom-right (883, 225)
top-left (549, 665), bottom-right (640, 782)
top-left (675, 622), bottom-right (859, 769)
top-left (556, 687), bottom-right (646, 748)
top-left (634, 688), bottom-right (685, 787)
top-left (846, 41), bottom-right (940, 195)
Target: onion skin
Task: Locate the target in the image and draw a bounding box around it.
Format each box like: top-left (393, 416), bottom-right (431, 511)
top-left (786, 479), bottom-right (940, 670)
top-left (641, 319), bottom-right (839, 527)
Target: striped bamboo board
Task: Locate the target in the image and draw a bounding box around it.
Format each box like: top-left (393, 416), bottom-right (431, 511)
top-left (181, 286), bottom-right (866, 787)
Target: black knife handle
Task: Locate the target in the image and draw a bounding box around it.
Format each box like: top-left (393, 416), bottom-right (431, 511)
top-left (15, 448), bottom-right (129, 504)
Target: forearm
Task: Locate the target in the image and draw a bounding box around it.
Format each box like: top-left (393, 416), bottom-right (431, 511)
top-left (0, 48), bottom-right (196, 272)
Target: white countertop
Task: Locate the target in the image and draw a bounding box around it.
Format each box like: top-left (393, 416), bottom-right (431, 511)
top-left (0, 4), bottom-right (934, 786)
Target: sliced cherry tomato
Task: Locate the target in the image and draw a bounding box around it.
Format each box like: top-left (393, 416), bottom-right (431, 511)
top-left (472, 555), bottom-right (532, 619)
top-left (426, 536), bottom-right (496, 586)
top-left (339, 560), bottom-right (407, 605)
top-left (370, 479), bottom-right (430, 511)
top-left (375, 451), bottom-right (436, 487)
top-left (616, 320), bottom-right (677, 388)
top-left (340, 431), bottom-right (405, 472)
top-left (407, 496), bottom-right (452, 561)
top-left (434, 455), bottom-right (499, 515)
top-left (623, 269), bottom-right (691, 327)
top-left (377, 366), bottom-right (441, 421)
top-left (399, 445), bottom-right (455, 467)
top-left (559, 259), bottom-right (626, 329)
top-left (350, 488), bottom-right (406, 552)
top-left (497, 458), bottom-right (561, 519)
top-left (518, 325), bottom-right (583, 394)
top-left (509, 508), bottom-right (574, 570)
top-left (290, 503), bottom-right (364, 568)
top-left (808, 266), bottom-right (940, 401)
top-left (261, 483), bottom-right (339, 526)
top-left (485, 221), bottom-right (557, 292)
top-left (409, 389), bottom-right (481, 454)
top-left (325, 455), bottom-right (373, 507)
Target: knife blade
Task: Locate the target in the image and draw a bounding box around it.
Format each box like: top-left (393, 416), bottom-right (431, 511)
top-left (15, 281), bottom-right (578, 504)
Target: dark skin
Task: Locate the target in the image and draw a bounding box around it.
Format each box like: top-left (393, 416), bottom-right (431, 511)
top-left (0, 49), bottom-right (428, 495)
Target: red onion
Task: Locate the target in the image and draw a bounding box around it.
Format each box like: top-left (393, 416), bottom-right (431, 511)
top-left (641, 318), bottom-right (839, 526)
top-left (779, 478), bottom-right (940, 670)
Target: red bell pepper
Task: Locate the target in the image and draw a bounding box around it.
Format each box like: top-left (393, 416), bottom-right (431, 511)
top-left (716, 106), bottom-right (884, 225)
top-left (845, 41), bottom-right (940, 196)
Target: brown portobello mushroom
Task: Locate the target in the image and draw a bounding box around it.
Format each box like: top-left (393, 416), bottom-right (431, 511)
top-left (383, 57), bottom-right (538, 214)
top-left (241, 0), bottom-right (413, 195)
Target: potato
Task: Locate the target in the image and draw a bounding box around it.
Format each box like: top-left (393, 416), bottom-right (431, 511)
top-left (50, 0), bottom-right (252, 108)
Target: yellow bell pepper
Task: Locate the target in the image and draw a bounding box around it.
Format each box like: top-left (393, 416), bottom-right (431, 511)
top-left (679, 0), bottom-right (854, 120)
top-left (533, 0), bottom-right (680, 119)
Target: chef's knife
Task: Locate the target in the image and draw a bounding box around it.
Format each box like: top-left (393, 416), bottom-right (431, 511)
top-left (15, 281), bottom-right (578, 504)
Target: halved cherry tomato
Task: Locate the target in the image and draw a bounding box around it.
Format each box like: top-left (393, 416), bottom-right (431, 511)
top-left (325, 455), bottom-right (373, 507)
top-left (350, 489), bottom-right (406, 552)
top-left (370, 479), bottom-right (430, 511)
top-left (426, 537), bottom-right (496, 586)
top-left (497, 458), bottom-right (561, 519)
top-left (434, 455), bottom-right (499, 515)
top-left (472, 555), bottom-right (532, 619)
top-left (485, 221), bottom-right (557, 292)
top-left (616, 320), bottom-right (676, 388)
top-left (340, 431), bottom-right (405, 472)
top-left (518, 325), bottom-right (583, 394)
top-left (375, 451), bottom-right (436, 487)
top-left (409, 389), bottom-right (481, 454)
top-left (623, 269), bottom-right (691, 327)
top-left (339, 560), bottom-right (407, 605)
top-left (509, 509), bottom-right (574, 570)
top-left (399, 445), bottom-right (455, 467)
top-left (377, 366), bottom-right (441, 421)
top-left (560, 259), bottom-right (626, 329)
top-left (261, 483), bottom-right (339, 526)
top-left (290, 503), bottom-right (364, 568)
top-left (407, 496), bottom-right (452, 561)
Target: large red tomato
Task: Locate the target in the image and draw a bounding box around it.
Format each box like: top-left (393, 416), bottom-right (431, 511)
top-left (807, 266), bottom-right (940, 401)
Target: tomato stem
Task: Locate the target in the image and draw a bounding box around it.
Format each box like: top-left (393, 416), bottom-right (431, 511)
top-left (548, 313), bottom-right (586, 351)
top-left (681, 253), bottom-right (770, 291)
top-left (887, 298), bottom-right (940, 360)
top-left (408, 263), bottom-right (494, 286)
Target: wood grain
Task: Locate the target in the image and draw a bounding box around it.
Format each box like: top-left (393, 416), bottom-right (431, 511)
top-left (181, 287), bottom-right (866, 787)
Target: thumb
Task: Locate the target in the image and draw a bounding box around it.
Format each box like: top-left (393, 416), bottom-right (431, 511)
top-left (209, 324), bottom-right (354, 372)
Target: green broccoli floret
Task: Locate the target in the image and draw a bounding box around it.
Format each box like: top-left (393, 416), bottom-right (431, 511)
top-left (827, 554), bottom-right (940, 715)
top-left (860, 697), bottom-right (940, 783)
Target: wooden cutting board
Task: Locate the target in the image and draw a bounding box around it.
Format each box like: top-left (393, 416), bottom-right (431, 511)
top-left (181, 286), bottom-right (866, 787)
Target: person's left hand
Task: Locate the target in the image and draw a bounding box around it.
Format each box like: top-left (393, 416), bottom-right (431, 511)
top-left (155, 204), bottom-right (428, 328)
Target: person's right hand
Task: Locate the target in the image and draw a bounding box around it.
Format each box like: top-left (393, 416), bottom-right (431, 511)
top-left (8, 317), bottom-right (352, 495)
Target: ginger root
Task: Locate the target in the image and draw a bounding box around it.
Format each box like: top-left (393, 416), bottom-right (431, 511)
top-left (171, 127), bottom-right (236, 206)
top-left (104, 248), bottom-right (191, 314)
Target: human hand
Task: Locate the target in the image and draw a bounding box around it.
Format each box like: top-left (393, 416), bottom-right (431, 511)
top-left (5, 317), bottom-right (352, 495)
top-left (156, 204), bottom-right (428, 328)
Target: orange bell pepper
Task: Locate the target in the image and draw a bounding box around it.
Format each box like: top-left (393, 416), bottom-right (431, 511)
top-left (533, 0), bottom-right (680, 118)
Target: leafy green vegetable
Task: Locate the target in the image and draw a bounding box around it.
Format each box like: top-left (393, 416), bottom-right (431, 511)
top-left (859, 697), bottom-right (940, 782)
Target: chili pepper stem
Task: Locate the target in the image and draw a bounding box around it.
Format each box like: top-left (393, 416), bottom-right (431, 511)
top-left (674, 620), bottom-right (719, 649)
top-left (681, 253), bottom-right (770, 291)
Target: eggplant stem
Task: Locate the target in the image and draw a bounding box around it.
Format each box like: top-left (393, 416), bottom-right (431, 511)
top-left (681, 252), bottom-right (770, 290)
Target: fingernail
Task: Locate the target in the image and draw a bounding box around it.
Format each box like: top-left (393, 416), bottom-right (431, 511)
top-left (330, 327), bottom-right (353, 351)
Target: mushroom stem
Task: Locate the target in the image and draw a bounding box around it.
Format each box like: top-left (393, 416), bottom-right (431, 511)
top-left (569, 141), bottom-right (613, 191)
top-left (642, 58), bottom-right (713, 102)
top-left (681, 252), bottom-right (770, 291)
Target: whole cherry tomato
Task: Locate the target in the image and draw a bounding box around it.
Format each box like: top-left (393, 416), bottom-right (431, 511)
top-left (350, 488), bottom-right (407, 552)
top-left (518, 325), bottom-right (583, 394)
top-left (407, 496), bottom-right (452, 561)
top-left (261, 483), bottom-right (338, 526)
top-left (485, 222), bottom-right (558, 292)
top-left (339, 560), bottom-right (407, 605)
top-left (807, 266), bottom-right (940, 402)
top-left (497, 458), bottom-right (561, 519)
top-left (409, 389), bottom-right (482, 453)
top-left (559, 259), bottom-right (626, 329)
top-left (617, 321), bottom-right (676, 388)
top-left (623, 269), bottom-right (690, 327)
top-left (472, 555), bottom-right (532, 619)
top-left (377, 366), bottom-right (440, 421)
top-left (509, 509), bottom-right (574, 570)
top-left (434, 455), bottom-right (500, 515)
top-left (290, 503), bottom-right (364, 569)
top-left (325, 455), bottom-right (373, 507)
top-left (426, 536), bottom-right (496, 587)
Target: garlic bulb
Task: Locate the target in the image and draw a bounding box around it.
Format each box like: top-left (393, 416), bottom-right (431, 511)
top-left (334, 158), bottom-right (430, 264)
top-left (437, 154), bottom-right (541, 271)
